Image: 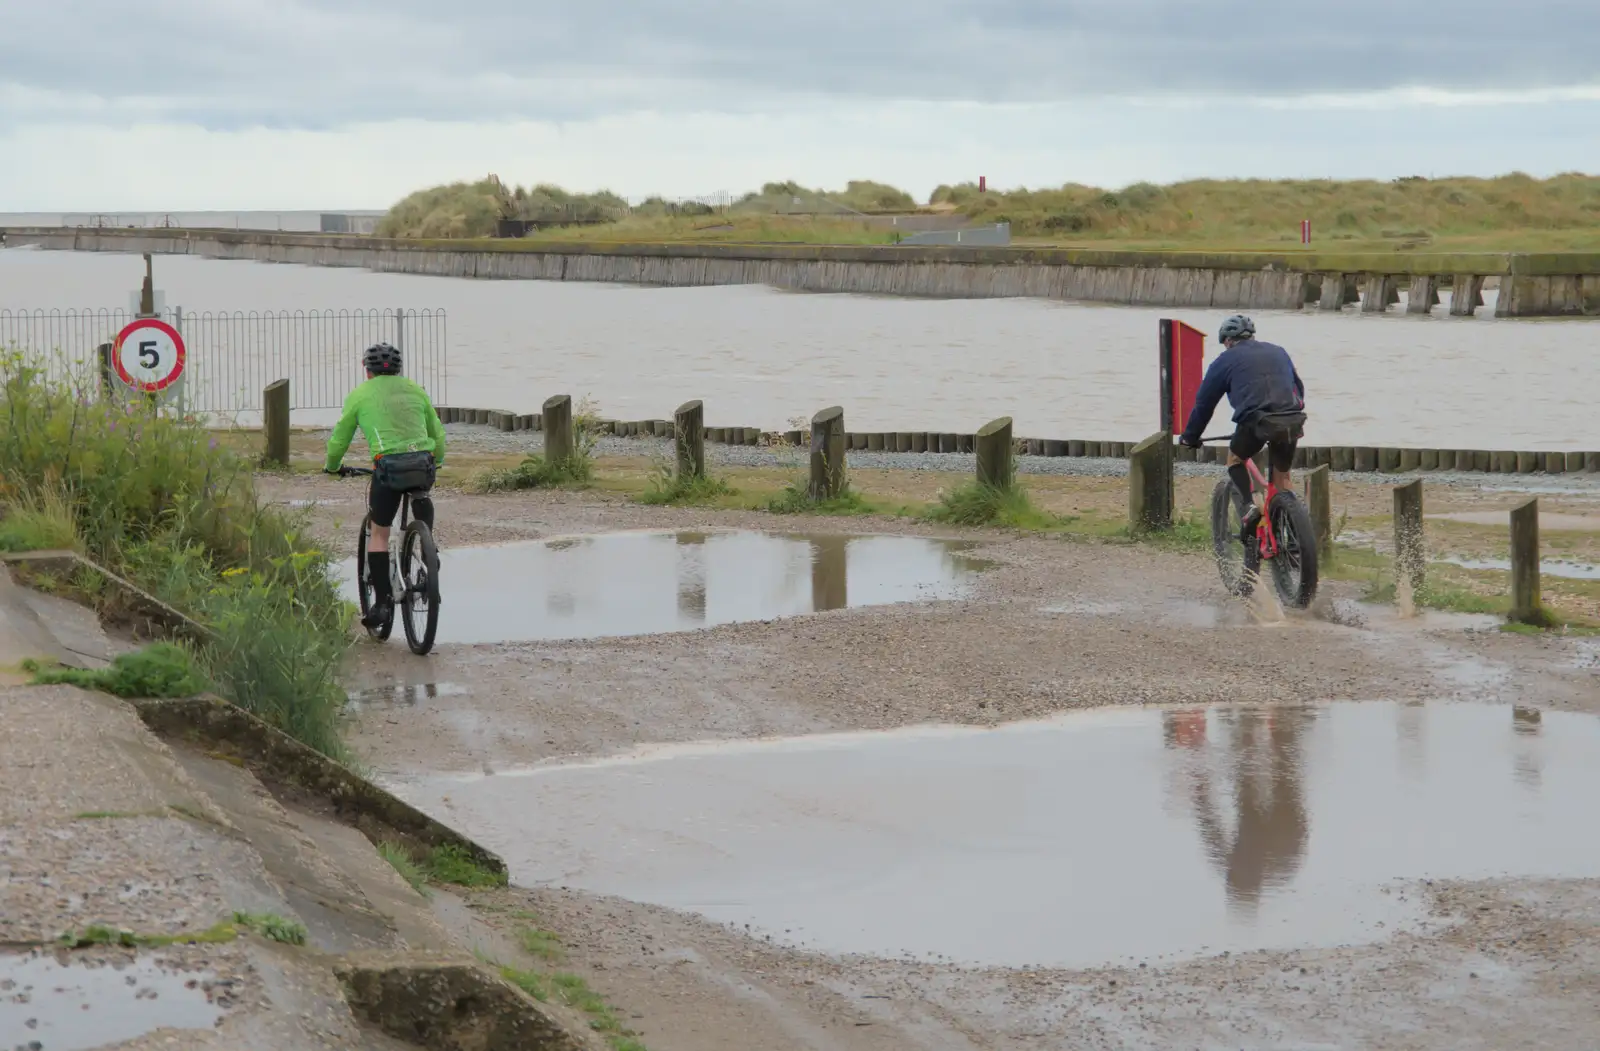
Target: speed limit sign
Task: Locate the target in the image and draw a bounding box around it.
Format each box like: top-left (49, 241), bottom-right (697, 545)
top-left (113, 318), bottom-right (186, 392)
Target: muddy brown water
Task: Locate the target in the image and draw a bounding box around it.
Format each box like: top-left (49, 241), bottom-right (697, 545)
top-left (5, 249), bottom-right (1596, 449)
top-left (391, 700), bottom-right (1600, 970)
top-left (0, 951), bottom-right (222, 1049)
top-left (337, 531), bottom-right (987, 645)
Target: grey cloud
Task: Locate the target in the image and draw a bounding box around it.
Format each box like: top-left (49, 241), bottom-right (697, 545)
top-left (4, 0), bottom-right (1597, 128)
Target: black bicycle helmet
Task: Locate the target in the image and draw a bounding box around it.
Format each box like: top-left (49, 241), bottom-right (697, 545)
top-left (363, 341), bottom-right (402, 376)
top-left (1218, 314), bottom-right (1256, 344)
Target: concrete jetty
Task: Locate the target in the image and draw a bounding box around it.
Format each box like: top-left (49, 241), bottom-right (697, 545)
top-left (3, 226), bottom-right (1597, 316)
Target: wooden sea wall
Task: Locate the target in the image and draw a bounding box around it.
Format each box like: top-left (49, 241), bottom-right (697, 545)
top-left (5, 226), bottom-right (1597, 315)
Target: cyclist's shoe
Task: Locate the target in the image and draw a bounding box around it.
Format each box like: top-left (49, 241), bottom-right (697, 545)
top-left (1240, 506), bottom-right (1263, 546)
top-left (361, 600), bottom-right (393, 631)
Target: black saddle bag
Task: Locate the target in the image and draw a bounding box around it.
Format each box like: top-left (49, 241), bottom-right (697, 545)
top-left (375, 450), bottom-right (437, 492)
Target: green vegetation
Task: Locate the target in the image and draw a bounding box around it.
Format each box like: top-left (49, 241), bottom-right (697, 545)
top-left (932, 172), bottom-right (1600, 247)
top-left (636, 463), bottom-right (735, 506)
top-left (0, 485), bottom-right (78, 552)
top-left (379, 842), bottom-right (432, 897)
top-left (466, 453), bottom-right (593, 493)
top-left (766, 479), bottom-right (873, 516)
top-left (58, 922), bottom-right (239, 949)
top-left (377, 177), bottom-right (628, 238)
top-left (23, 642), bottom-right (206, 698)
top-left (0, 355), bottom-right (354, 760)
top-left (925, 481), bottom-right (1054, 529)
top-left (499, 960), bottom-right (646, 1050)
top-left (379, 841), bottom-right (509, 892)
top-left (232, 910), bottom-right (309, 946)
top-left (379, 171), bottom-right (1600, 250)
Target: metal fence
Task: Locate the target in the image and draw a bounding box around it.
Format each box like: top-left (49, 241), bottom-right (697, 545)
top-left (0, 307), bottom-right (446, 415)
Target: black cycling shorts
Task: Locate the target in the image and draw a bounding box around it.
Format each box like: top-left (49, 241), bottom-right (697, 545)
top-left (1230, 413), bottom-right (1304, 474)
top-left (367, 473), bottom-right (432, 528)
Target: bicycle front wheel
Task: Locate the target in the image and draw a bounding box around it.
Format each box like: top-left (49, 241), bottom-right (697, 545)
top-left (356, 514), bottom-right (393, 641)
top-left (1210, 478), bottom-right (1257, 596)
top-left (398, 520), bottom-right (441, 656)
top-left (1266, 491), bottom-right (1319, 609)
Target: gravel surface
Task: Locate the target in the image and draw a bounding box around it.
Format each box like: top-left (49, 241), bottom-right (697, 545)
top-left (252, 472), bottom-right (1600, 1051)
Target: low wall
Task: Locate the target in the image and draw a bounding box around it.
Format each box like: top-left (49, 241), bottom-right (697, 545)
top-left (10, 226), bottom-right (1596, 316)
top-left (440, 406), bottom-right (1600, 477)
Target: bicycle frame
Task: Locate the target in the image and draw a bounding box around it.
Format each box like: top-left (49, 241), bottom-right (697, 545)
top-left (1243, 457), bottom-right (1280, 560)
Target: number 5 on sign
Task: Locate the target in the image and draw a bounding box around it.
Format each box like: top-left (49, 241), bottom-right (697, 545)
top-left (113, 318), bottom-right (186, 392)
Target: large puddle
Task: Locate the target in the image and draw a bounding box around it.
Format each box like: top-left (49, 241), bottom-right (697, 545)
top-left (338, 531), bottom-right (986, 645)
top-left (0, 951), bottom-right (224, 1049)
top-left (396, 701), bottom-right (1600, 969)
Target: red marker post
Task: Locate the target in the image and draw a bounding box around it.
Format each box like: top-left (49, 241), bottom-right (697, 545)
top-left (1301, 218), bottom-right (1311, 245)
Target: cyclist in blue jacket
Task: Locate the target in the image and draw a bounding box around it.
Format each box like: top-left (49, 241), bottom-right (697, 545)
top-left (1178, 315), bottom-right (1306, 540)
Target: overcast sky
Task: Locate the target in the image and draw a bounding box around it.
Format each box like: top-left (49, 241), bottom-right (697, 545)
top-left (4, 1), bottom-right (1597, 208)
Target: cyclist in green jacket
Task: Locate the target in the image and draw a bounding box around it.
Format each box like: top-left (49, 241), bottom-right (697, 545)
top-left (324, 342), bottom-right (446, 629)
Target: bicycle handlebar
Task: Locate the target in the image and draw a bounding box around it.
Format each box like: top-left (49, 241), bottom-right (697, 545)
top-left (330, 465), bottom-right (374, 478)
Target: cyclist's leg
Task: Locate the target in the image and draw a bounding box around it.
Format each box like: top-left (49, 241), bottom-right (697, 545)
top-left (1267, 431), bottom-right (1299, 493)
top-left (409, 489), bottom-right (435, 533)
top-left (366, 476), bottom-right (403, 606)
top-left (1227, 426), bottom-right (1266, 511)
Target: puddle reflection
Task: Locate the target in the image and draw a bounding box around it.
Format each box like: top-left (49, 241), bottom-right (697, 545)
top-left (338, 531), bottom-right (986, 645)
top-left (0, 951), bottom-right (224, 1049)
top-left (397, 700), bottom-right (1600, 968)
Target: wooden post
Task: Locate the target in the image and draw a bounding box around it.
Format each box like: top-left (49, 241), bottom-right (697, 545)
top-left (809, 406), bottom-right (846, 500)
top-left (543, 394), bottom-right (574, 463)
top-left (263, 379), bottom-right (290, 468)
top-left (674, 400), bottom-right (705, 479)
top-left (1127, 431), bottom-right (1173, 532)
top-left (975, 417), bottom-right (1014, 490)
top-left (97, 342), bottom-right (116, 400)
top-left (1303, 464), bottom-right (1332, 562)
top-left (1509, 499), bottom-right (1543, 624)
top-left (1393, 479), bottom-right (1425, 596)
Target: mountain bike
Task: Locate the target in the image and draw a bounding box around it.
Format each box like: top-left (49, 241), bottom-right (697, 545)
top-left (1204, 438), bottom-right (1319, 609)
top-left (334, 465), bottom-right (440, 655)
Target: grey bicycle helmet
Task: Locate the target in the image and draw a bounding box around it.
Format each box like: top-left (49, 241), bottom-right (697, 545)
top-left (1218, 314), bottom-right (1256, 344)
top-left (363, 341), bottom-right (402, 376)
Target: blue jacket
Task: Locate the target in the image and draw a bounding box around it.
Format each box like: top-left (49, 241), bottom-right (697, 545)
top-left (1179, 339), bottom-right (1305, 445)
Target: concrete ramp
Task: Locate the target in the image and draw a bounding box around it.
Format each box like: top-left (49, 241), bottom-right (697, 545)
top-left (0, 571), bottom-right (599, 1050)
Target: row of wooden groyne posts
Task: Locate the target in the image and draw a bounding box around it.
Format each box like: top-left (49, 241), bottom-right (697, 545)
top-left (430, 401), bottom-right (1600, 477)
top-left (425, 396), bottom-right (1558, 627)
top-left (6, 226), bottom-right (1600, 316)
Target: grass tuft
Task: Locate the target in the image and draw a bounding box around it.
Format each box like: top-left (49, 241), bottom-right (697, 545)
top-left (425, 844), bottom-right (509, 888)
top-left (379, 842), bottom-right (432, 897)
top-left (0, 485), bottom-right (79, 552)
top-left (232, 910), bottom-right (308, 946)
top-left (500, 960), bottom-right (646, 1050)
top-left (24, 641), bottom-right (206, 698)
top-left (766, 479), bottom-right (872, 516)
top-left (636, 464), bottom-right (734, 506)
top-left (378, 841), bottom-right (507, 892)
top-left (466, 454), bottom-right (593, 494)
top-left (924, 481), bottom-right (1054, 529)
top-left (59, 922), bottom-right (238, 949)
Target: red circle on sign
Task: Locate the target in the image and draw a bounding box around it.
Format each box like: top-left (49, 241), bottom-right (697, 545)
top-left (113, 318), bottom-right (187, 392)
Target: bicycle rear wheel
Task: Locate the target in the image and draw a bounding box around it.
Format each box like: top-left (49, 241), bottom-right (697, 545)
top-left (1266, 491), bottom-right (1319, 609)
top-left (398, 520), bottom-right (440, 656)
top-left (1210, 479), bottom-right (1257, 596)
top-left (356, 514), bottom-right (393, 641)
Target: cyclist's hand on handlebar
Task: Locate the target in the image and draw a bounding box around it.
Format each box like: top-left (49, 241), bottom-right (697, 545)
top-left (1178, 434), bottom-right (1202, 449)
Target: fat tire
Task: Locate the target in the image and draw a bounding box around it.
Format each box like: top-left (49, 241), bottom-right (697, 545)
top-left (1210, 479), bottom-right (1257, 596)
top-left (1266, 491), bottom-right (1319, 609)
top-left (398, 520), bottom-right (440, 656)
top-left (356, 513), bottom-right (393, 641)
